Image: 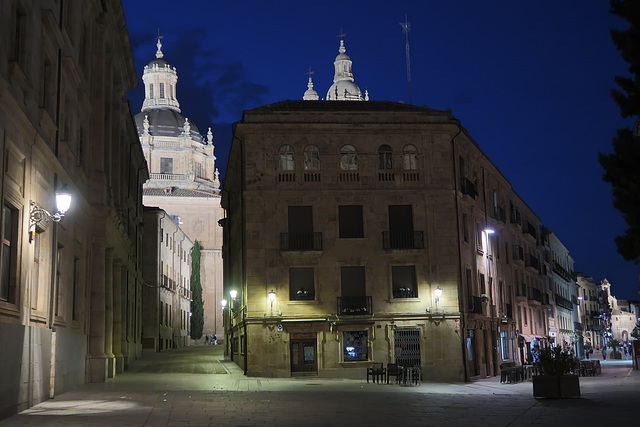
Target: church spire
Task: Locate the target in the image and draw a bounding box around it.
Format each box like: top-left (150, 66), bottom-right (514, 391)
top-left (303, 68), bottom-right (319, 100)
top-left (326, 37), bottom-right (366, 101)
top-left (141, 38), bottom-right (180, 112)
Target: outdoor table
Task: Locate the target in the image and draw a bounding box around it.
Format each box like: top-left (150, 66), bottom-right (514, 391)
top-left (399, 366), bottom-right (421, 386)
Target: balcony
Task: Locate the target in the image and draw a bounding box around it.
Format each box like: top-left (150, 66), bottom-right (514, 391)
top-left (510, 209), bottom-right (521, 226)
top-left (512, 245), bottom-right (524, 264)
top-left (460, 178), bottom-right (477, 199)
top-left (338, 296), bottom-right (372, 315)
top-left (505, 303), bottom-right (513, 319)
top-left (516, 282), bottom-right (527, 301)
top-left (555, 294), bottom-right (573, 311)
top-left (469, 296), bottom-right (485, 314)
top-left (525, 254), bottom-right (539, 272)
top-left (529, 287), bottom-right (543, 305)
top-left (495, 206), bottom-right (507, 223)
top-left (552, 261), bottom-right (572, 282)
top-left (524, 221), bottom-right (538, 240)
top-left (280, 232), bottom-right (323, 251)
top-left (382, 231), bottom-right (424, 250)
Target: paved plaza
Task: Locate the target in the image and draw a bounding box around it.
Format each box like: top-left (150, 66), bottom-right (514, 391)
top-left (1, 345), bottom-right (638, 426)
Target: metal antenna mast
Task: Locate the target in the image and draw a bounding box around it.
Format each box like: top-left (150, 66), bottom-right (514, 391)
top-left (400, 14), bottom-right (412, 104)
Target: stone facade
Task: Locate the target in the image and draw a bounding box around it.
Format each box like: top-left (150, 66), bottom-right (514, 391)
top-left (142, 207), bottom-right (193, 351)
top-left (547, 233), bottom-right (578, 355)
top-left (134, 40), bottom-right (224, 341)
top-left (222, 100), bottom-right (569, 381)
top-left (0, 0), bottom-right (147, 419)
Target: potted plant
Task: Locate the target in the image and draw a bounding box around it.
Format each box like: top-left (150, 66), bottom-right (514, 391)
top-left (532, 346), bottom-right (580, 398)
top-left (608, 338), bottom-right (622, 359)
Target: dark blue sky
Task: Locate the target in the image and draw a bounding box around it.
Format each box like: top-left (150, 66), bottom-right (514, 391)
top-left (123, 0), bottom-right (639, 300)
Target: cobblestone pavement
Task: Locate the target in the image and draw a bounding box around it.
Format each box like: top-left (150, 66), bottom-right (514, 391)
top-left (1, 345), bottom-right (638, 426)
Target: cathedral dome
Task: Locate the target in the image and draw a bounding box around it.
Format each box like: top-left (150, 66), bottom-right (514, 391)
top-left (327, 80), bottom-right (362, 101)
top-left (134, 109), bottom-right (205, 145)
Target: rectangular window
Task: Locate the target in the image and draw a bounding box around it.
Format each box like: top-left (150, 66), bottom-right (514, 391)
top-left (392, 266), bottom-right (417, 298)
top-left (195, 162), bottom-right (202, 178)
top-left (386, 205), bottom-right (417, 249)
top-left (149, 83), bottom-right (154, 99)
top-left (160, 83), bottom-right (165, 98)
top-left (286, 206), bottom-right (315, 250)
top-left (55, 244), bottom-right (63, 317)
top-left (343, 330), bottom-right (368, 361)
top-left (160, 157), bottom-right (173, 174)
top-left (289, 268), bottom-right (314, 300)
top-left (338, 205), bottom-right (363, 238)
top-left (462, 214), bottom-right (469, 242)
top-left (31, 231), bottom-right (41, 310)
top-left (1, 203), bottom-right (19, 303)
top-left (340, 266), bottom-right (368, 315)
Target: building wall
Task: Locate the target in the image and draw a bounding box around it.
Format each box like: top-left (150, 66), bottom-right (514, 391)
top-left (142, 207), bottom-right (193, 351)
top-left (0, 0), bottom-right (147, 419)
top-left (222, 101), bottom-right (570, 381)
top-left (143, 195), bottom-right (224, 339)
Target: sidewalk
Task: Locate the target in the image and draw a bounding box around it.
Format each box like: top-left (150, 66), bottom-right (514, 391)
top-left (1, 346), bottom-right (638, 426)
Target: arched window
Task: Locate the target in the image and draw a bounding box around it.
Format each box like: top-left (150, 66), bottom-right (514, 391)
top-left (403, 144), bottom-right (417, 170)
top-left (340, 145), bottom-right (358, 170)
top-left (378, 145), bottom-right (393, 170)
top-left (279, 145), bottom-right (295, 171)
top-left (304, 145), bottom-right (320, 170)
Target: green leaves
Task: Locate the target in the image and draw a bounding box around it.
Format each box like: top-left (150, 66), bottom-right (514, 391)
top-left (190, 240), bottom-right (204, 340)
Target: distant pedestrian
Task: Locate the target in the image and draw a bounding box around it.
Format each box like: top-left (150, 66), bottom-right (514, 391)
top-left (204, 334), bottom-right (210, 345)
top-left (213, 334), bottom-right (217, 345)
top-left (602, 348), bottom-right (607, 360)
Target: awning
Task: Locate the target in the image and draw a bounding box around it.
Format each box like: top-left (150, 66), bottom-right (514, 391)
top-left (518, 334), bottom-right (543, 342)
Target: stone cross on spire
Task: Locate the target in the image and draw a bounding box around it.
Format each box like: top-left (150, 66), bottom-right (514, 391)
top-left (156, 34), bottom-right (164, 59)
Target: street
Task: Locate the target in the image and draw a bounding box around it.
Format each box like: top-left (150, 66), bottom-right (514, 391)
top-left (1, 345), bottom-right (638, 426)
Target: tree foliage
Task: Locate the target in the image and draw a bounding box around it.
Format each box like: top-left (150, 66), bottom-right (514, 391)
top-left (599, 0), bottom-right (640, 263)
top-left (190, 240), bottom-right (204, 340)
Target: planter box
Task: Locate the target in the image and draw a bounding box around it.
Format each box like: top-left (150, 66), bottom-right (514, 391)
top-left (532, 375), bottom-right (580, 398)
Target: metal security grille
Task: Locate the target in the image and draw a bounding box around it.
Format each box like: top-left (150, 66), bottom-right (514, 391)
top-left (394, 329), bottom-right (421, 366)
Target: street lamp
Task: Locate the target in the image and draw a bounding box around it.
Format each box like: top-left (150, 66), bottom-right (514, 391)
top-left (30, 185), bottom-right (72, 241)
top-left (434, 286), bottom-right (443, 308)
top-left (268, 289), bottom-right (276, 311)
top-left (229, 290), bottom-right (237, 300)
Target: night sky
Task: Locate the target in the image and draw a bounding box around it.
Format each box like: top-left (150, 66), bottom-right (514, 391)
top-left (122, 1), bottom-right (639, 300)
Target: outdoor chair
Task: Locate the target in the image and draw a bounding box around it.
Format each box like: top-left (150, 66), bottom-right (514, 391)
top-left (366, 363), bottom-right (386, 383)
top-left (386, 363), bottom-right (401, 384)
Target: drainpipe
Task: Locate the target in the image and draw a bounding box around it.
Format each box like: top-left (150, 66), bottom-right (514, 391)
top-left (450, 118), bottom-right (467, 381)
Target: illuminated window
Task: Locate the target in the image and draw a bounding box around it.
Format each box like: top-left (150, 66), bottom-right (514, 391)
top-left (279, 145), bottom-right (294, 171)
top-left (339, 145), bottom-right (358, 170)
top-left (343, 331), bottom-right (368, 361)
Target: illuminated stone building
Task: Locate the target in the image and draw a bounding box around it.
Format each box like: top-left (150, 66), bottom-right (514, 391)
top-left (0, 0), bottom-right (147, 418)
top-left (133, 40), bottom-right (224, 343)
top-left (141, 207), bottom-right (193, 351)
